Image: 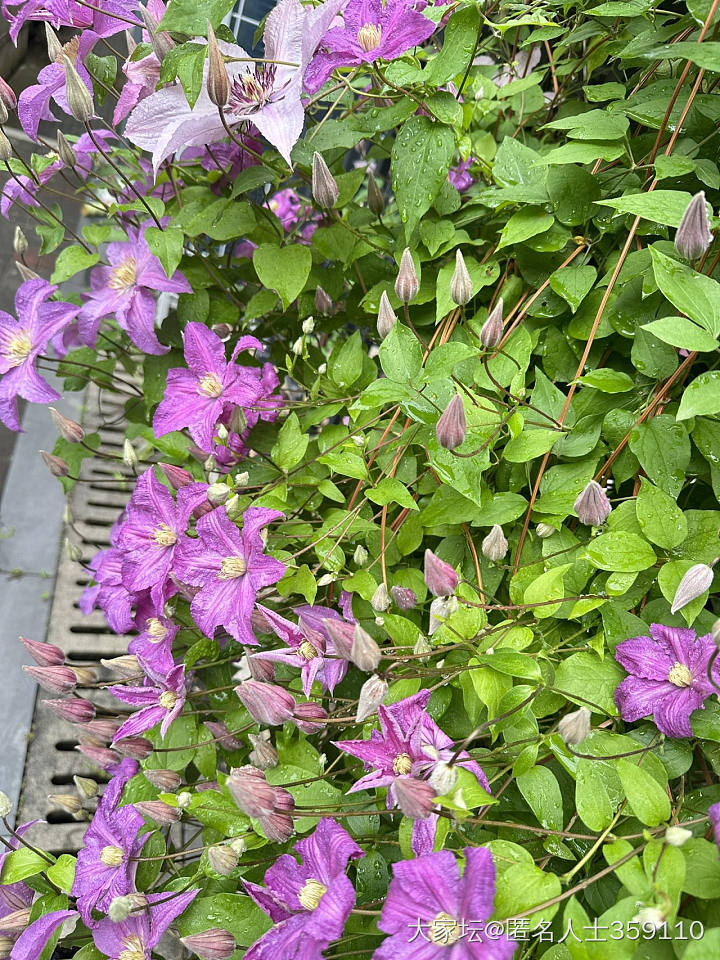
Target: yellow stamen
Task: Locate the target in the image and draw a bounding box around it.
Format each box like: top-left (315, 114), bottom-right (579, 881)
top-left (668, 662), bottom-right (693, 687)
top-left (298, 640), bottom-right (319, 660)
top-left (146, 618), bottom-right (167, 642)
top-left (197, 372), bottom-right (224, 398)
top-left (393, 752), bottom-right (412, 775)
top-left (219, 555), bottom-right (247, 579)
top-left (3, 330), bottom-right (32, 366)
top-left (428, 912), bottom-right (462, 946)
top-left (357, 23), bottom-right (382, 53)
top-left (151, 524), bottom-right (177, 547)
top-left (99, 845), bottom-right (124, 867)
top-left (118, 935), bottom-right (146, 960)
top-left (108, 257), bottom-right (137, 291)
top-left (159, 690), bottom-right (178, 711)
top-left (297, 878), bottom-right (327, 911)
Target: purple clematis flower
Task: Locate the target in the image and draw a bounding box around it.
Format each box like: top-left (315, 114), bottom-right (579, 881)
top-left (92, 889), bottom-right (199, 959)
top-left (9, 910), bottom-right (78, 960)
top-left (336, 690), bottom-right (490, 854)
top-left (244, 818), bottom-right (364, 960)
top-left (117, 466), bottom-right (207, 608)
top-left (113, 0), bottom-right (165, 124)
top-left (211, 360), bottom-right (283, 469)
top-left (73, 757), bottom-right (145, 922)
top-left (2, 0), bottom-right (139, 42)
top-left (129, 602), bottom-right (179, 674)
top-left (126, 0), bottom-right (349, 170)
top-left (174, 506), bottom-right (285, 645)
top-left (153, 322), bottom-right (269, 453)
top-left (0, 278), bottom-right (80, 430)
top-left (111, 662), bottom-right (188, 741)
top-left (614, 623), bottom-right (720, 738)
top-left (448, 157), bottom-right (475, 193)
top-left (304, 0), bottom-right (436, 94)
top-left (78, 222), bottom-right (191, 355)
top-left (252, 604), bottom-right (349, 695)
top-left (710, 802), bottom-right (720, 856)
top-left (17, 32), bottom-right (95, 140)
top-left (80, 522), bottom-right (140, 635)
top-left (374, 846), bottom-right (515, 960)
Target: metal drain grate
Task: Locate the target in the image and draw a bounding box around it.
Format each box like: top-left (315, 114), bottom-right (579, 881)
top-left (17, 386), bottom-right (136, 854)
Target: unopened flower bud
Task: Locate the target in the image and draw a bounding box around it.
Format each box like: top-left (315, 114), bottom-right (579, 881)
top-left (481, 524), bottom-right (508, 562)
top-left (302, 317), bottom-right (315, 335)
top-left (429, 595), bottom-right (459, 635)
top-left (108, 893), bottom-right (147, 923)
top-left (205, 721), bottom-right (243, 750)
top-left (314, 286), bottom-right (333, 315)
top-left (122, 438), bottom-right (138, 468)
top-left (323, 618), bottom-right (355, 660)
top-left (75, 744), bottom-right (119, 769)
top-left (101, 655), bottom-right (140, 677)
top-left (665, 825), bottom-right (692, 847)
top-left (57, 130), bottom-right (76, 168)
top-left (73, 775), bottom-right (98, 799)
top-left (395, 248), bottom-right (419, 303)
top-left (675, 191), bottom-right (713, 261)
top-left (436, 393), bottom-right (466, 450)
top-left (144, 768), bottom-right (182, 791)
top-left (45, 23), bottom-right (63, 62)
top-left (62, 56), bottom-right (94, 122)
top-left (292, 336), bottom-right (304, 356)
top-left (536, 522), bottom-right (556, 538)
top-left (160, 462), bottom-right (193, 490)
top-left (114, 737), bottom-right (153, 760)
top-left (351, 624), bottom-right (382, 671)
top-left (23, 664), bottom-right (76, 694)
top-left (49, 407), bottom-right (84, 443)
top-left (71, 666), bottom-right (97, 685)
top-left (394, 777), bottom-right (435, 819)
top-left (227, 765), bottom-right (275, 818)
top-left (424, 549), bottom-right (458, 598)
top-left (86, 718), bottom-right (121, 741)
top-left (0, 77), bottom-right (17, 113)
top-left (480, 298), bottom-right (504, 348)
top-left (49, 793), bottom-right (82, 814)
top-left (21, 636), bottom-right (65, 667)
top-left (181, 930), bottom-right (236, 960)
top-left (377, 290), bottom-right (397, 339)
top-left (671, 562), bottom-right (714, 614)
top-left (574, 480), bottom-right (611, 526)
top-left (0, 908), bottom-right (31, 933)
top-left (206, 21), bottom-right (229, 106)
top-left (139, 6), bottom-right (174, 60)
top-left (0, 129), bottom-right (11, 163)
top-left (66, 538), bottom-right (83, 562)
top-left (353, 544), bottom-right (369, 565)
top-left (208, 844), bottom-right (238, 876)
top-left (312, 152), bottom-right (339, 209)
top-left (13, 226), bottom-right (27, 258)
top-left (371, 582), bottom-right (391, 612)
top-left (391, 585), bottom-right (417, 610)
top-left (236, 679), bottom-right (296, 726)
top-left (0, 793), bottom-right (11, 818)
top-left (176, 791), bottom-right (192, 809)
top-left (249, 733), bottom-right (278, 770)
top-left (414, 634), bottom-right (432, 658)
top-left (40, 450), bottom-right (69, 477)
top-left (45, 697), bottom-right (95, 724)
top-left (292, 701), bottom-right (328, 734)
top-left (367, 168), bottom-right (384, 216)
top-left (206, 482), bottom-right (230, 506)
top-left (246, 653), bottom-right (275, 682)
top-left (135, 800), bottom-right (181, 823)
top-left (450, 250), bottom-right (473, 306)
top-left (557, 706), bottom-right (591, 746)
top-left (429, 761), bottom-right (458, 795)
top-left (356, 674), bottom-right (388, 722)
top-left (634, 907), bottom-right (666, 930)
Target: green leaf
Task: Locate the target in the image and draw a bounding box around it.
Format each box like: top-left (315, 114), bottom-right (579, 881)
top-left (554, 652), bottom-right (624, 714)
top-left (576, 759), bottom-right (614, 830)
top-left (523, 563), bottom-right (571, 619)
top-left (585, 532), bottom-right (656, 572)
top-left (642, 315), bottom-right (720, 352)
top-left (328, 330), bottom-right (364, 389)
top-left (424, 5), bottom-right (480, 84)
top-left (391, 116), bottom-right (455, 239)
top-left (678, 370), bottom-right (720, 420)
top-left (681, 838), bottom-right (720, 898)
top-left (548, 265), bottom-right (596, 312)
top-left (253, 244), bottom-right (312, 310)
top-left (578, 369), bottom-right (634, 393)
top-left (496, 208), bottom-right (554, 250)
top-left (145, 226), bottom-right (184, 278)
top-left (1, 848), bottom-right (52, 884)
top-left (635, 478), bottom-right (687, 550)
top-left (503, 427), bottom-right (562, 462)
top-left (367, 478), bottom-right (418, 510)
top-left (651, 246), bottom-right (720, 335)
top-left (379, 323), bottom-right (423, 383)
top-left (628, 415), bottom-right (690, 496)
top-left (45, 855), bottom-right (76, 894)
top-left (177, 894), bottom-right (272, 946)
top-left (159, 0), bottom-right (235, 34)
top-left (517, 766), bottom-right (564, 831)
top-left (50, 247), bottom-right (99, 283)
top-left (272, 413), bottom-right (309, 472)
top-left (615, 758), bottom-right (670, 826)
top-left (597, 190), bottom-right (693, 228)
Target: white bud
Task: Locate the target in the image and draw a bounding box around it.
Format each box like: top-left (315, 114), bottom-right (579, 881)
top-left (633, 907), bottom-right (666, 930)
top-left (318, 363), bottom-right (327, 375)
top-left (176, 791), bottom-right (192, 809)
top-left (429, 595), bottom-right (459, 635)
top-left (377, 290), bottom-right (397, 339)
top-left (302, 317), bottom-right (315, 334)
top-left (481, 524), bottom-right (508, 562)
top-left (292, 337), bottom-right (304, 356)
top-left (356, 675), bottom-right (388, 722)
top-left (207, 482), bottom-right (230, 506)
top-left (450, 250), bottom-right (473, 306)
top-left (536, 523), bottom-right (556, 538)
top-left (557, 706), bottom-right (591, 746)
top-left (0, 792), bottom-right (11, 818)
top-left (664, 825), bottom-right (692, 847)
top-left (671, 562), bottom-right (714, 614)
top-left (429, 761), bottom-right (458, 795)
top-left (354, 544), bottom-right (369, 565)
top-left (370, 583), bottom-right (391, 612)
top-left (122, 438), bottom-right (138, 468)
